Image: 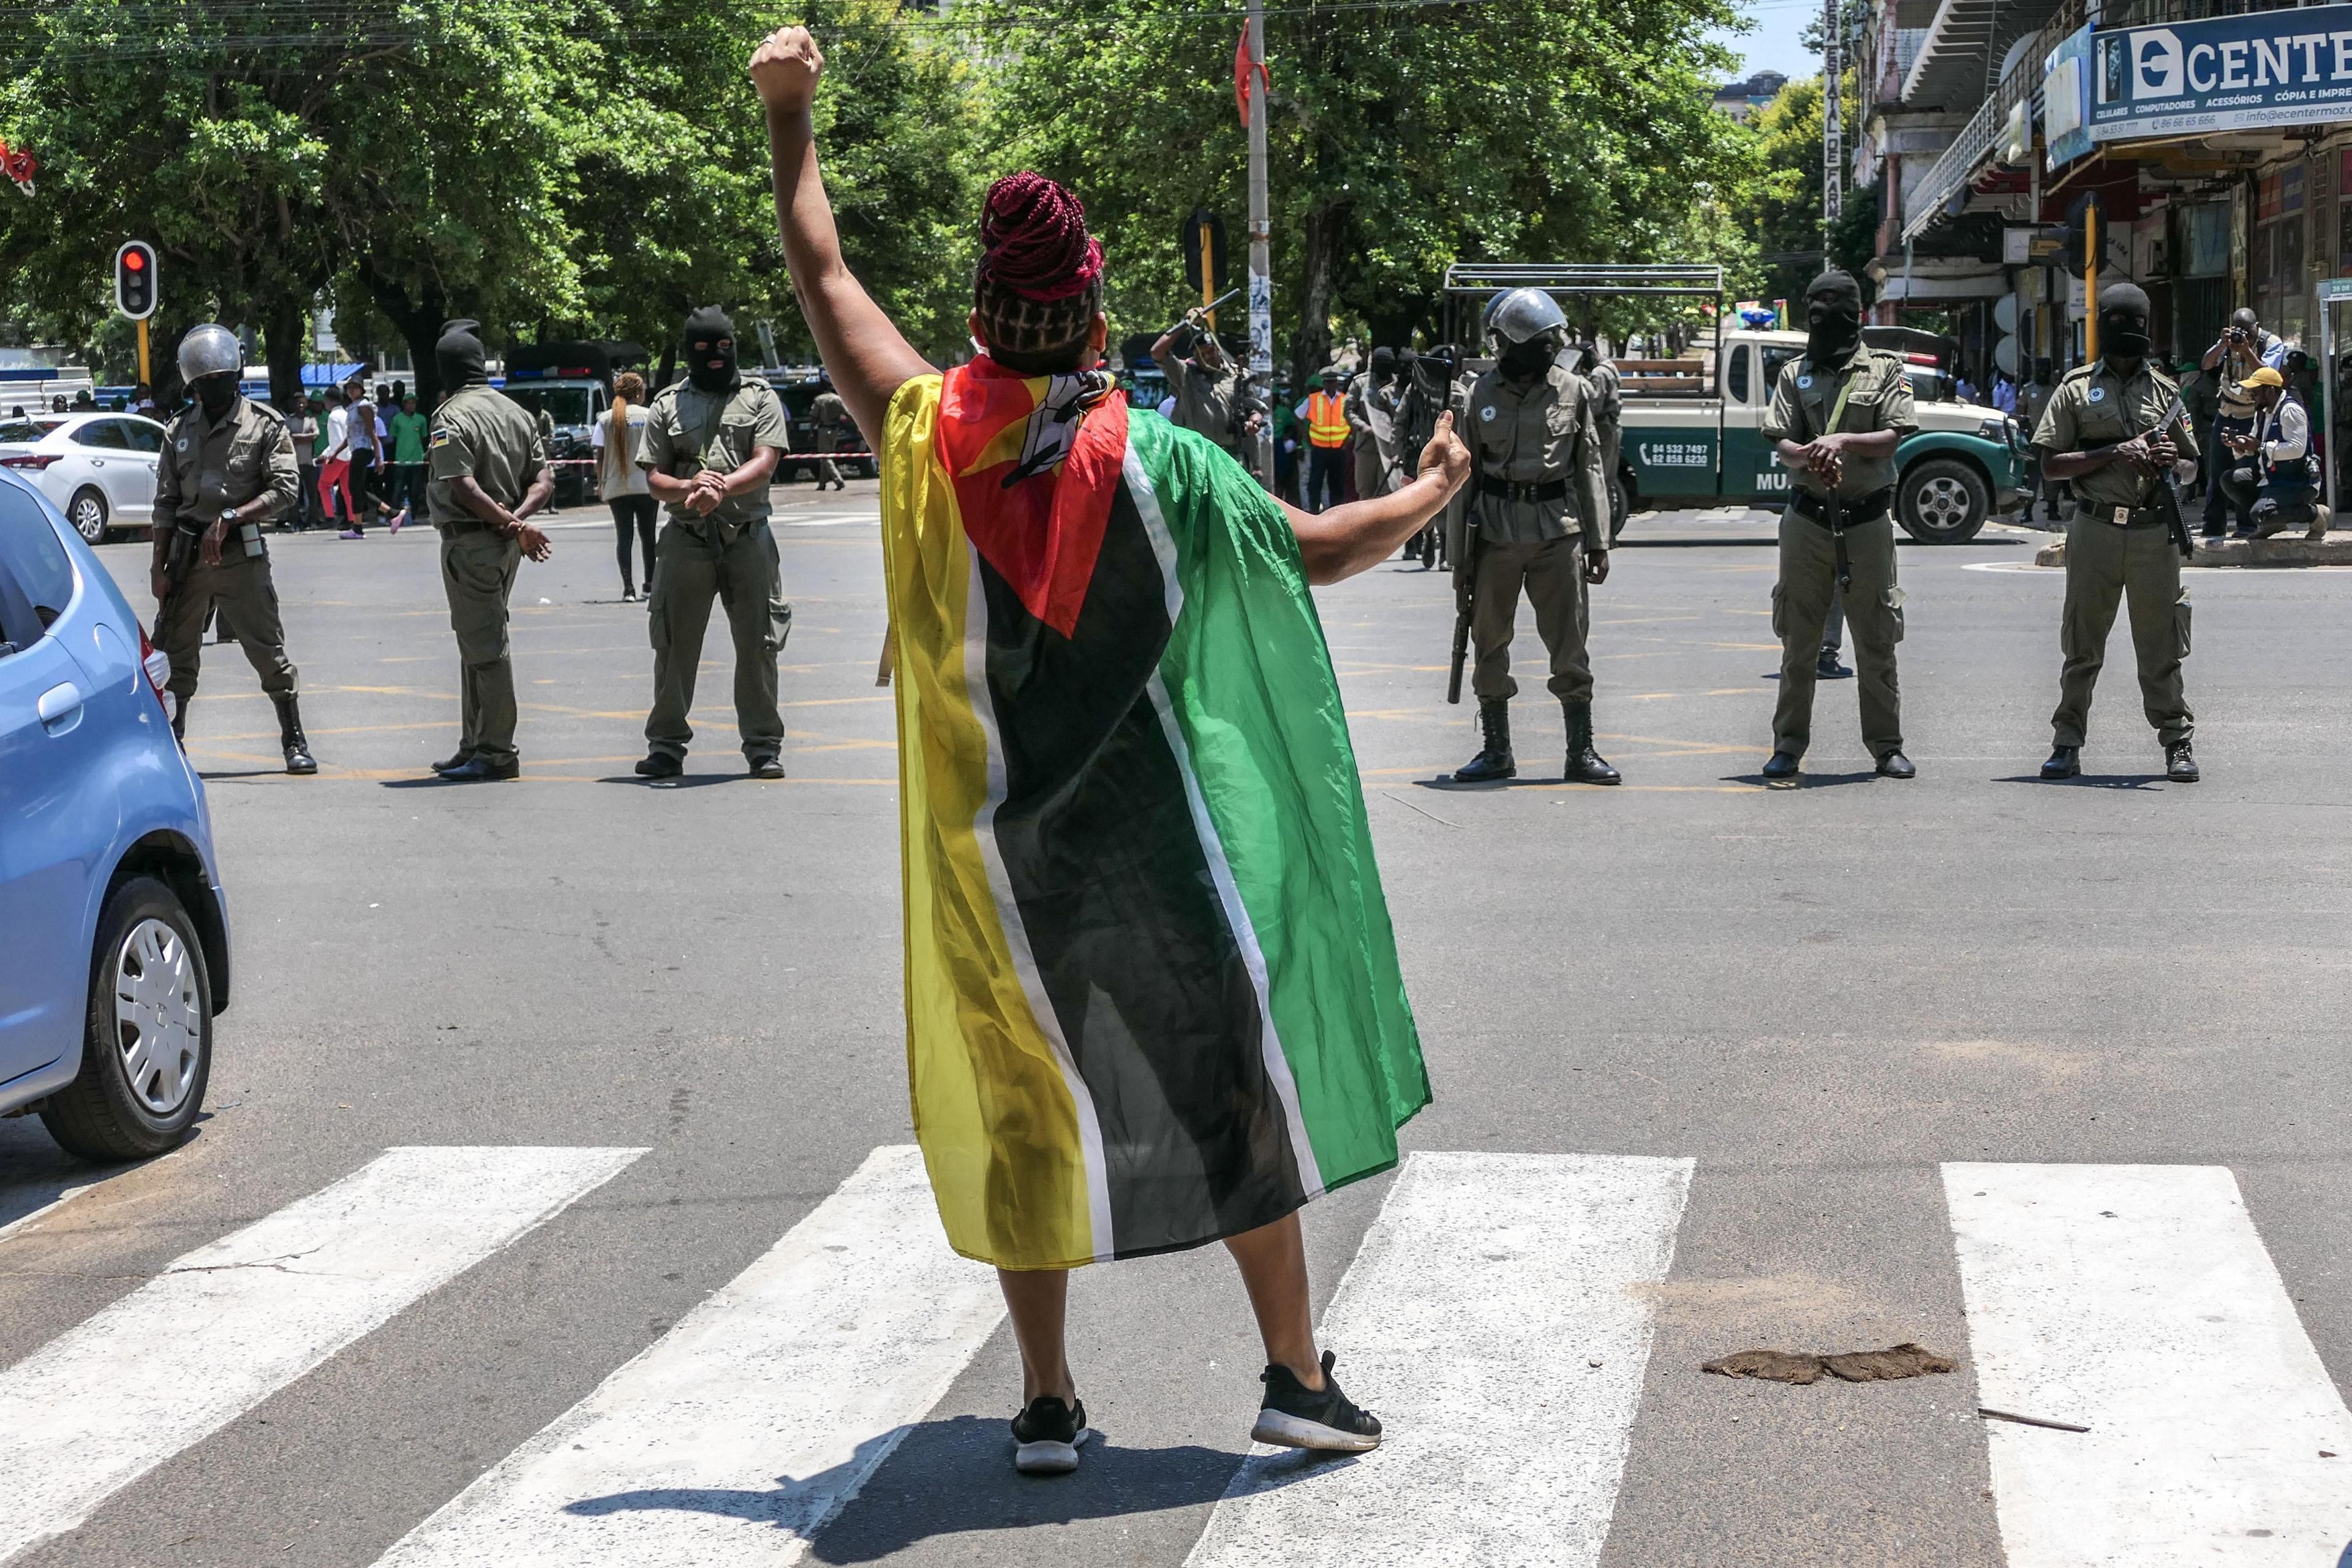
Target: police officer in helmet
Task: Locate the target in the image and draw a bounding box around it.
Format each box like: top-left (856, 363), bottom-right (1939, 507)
top-left (150, 324), bottom-right (314, 773)
top-left (1452, 287), bottom-right (1618, 785)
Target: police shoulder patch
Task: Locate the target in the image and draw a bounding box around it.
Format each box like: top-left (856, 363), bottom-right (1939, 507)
top-left (430, 426), bottom-right (454, 447)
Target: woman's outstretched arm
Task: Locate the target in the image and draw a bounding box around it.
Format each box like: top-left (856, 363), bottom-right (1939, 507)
top-left (749, 28), bottom-right (935, 441)
top-left (1287, 414), bottom-right (1471, 585)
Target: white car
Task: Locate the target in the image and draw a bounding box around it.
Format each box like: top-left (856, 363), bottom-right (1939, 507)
top-left (0, 412), bottom-right (167, 543)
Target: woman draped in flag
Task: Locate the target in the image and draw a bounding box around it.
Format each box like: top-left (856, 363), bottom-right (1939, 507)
top-left (750, 26), bottom-right (1470, 1475)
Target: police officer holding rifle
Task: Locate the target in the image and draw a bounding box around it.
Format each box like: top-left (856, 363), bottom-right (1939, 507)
top-left (151, 323), bottom-right (315, 774)
top-left (2032, 281), bottom-right (2201, 783)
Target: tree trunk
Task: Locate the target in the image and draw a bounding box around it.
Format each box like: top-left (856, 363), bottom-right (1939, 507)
top-left (362, 272), bottom-right (449, 412)
top-left (1289, 199), bottom-right (1348, 405)
top-left (266, 299), bottom-right (307, 413)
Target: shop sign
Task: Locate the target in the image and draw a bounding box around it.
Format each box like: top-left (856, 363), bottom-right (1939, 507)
top-left (2092, 4), bottom-right (2352, 140)
top-left (2044, 26), bottom-right (2096, 168)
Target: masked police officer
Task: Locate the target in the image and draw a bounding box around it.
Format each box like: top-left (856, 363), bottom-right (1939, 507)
top-left (426, 319), bottom-right (556, 782)
top-left (1758, 270), bottom-right (1918, 783)
top-left (1452, 287), bottom-right (1618, 785)
top-left (1573, 333), bottom-right (1626, 540)
top-left (636, 306), bottom-right (792, 780)
top-left (2034, 282), bottom-right (2201, 783)
top-left (150, 324), bottom-right (314, 773)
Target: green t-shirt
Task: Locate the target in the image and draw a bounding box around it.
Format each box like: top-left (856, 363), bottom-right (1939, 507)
top-left (390, 409), bottom-right (429, 465)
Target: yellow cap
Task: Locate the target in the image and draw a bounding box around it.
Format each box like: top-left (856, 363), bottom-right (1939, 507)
top-left (2245, 366), bottom-right (2286, 388)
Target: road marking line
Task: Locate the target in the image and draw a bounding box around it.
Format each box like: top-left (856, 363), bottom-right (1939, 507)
top-left (0, 1145), bottom-right (644, 1566)
top-left (372, 1145), bottom-right (1001, 1567)
top-left (1945, 1163), bottom-right (2352, 1566)
top-left (1185, 1152), bottom-right (1694, 1568)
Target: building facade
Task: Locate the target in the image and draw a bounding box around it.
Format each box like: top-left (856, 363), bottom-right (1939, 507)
top-left (1850, 0), bottom-right (2348, 502)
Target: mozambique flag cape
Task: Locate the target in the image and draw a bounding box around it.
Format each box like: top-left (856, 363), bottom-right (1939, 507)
top-left (878, 353), bottom-right (1429, 1270)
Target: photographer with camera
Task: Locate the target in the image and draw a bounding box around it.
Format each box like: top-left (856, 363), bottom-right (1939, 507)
top-left (2199, 308), bottom-right (2286, 538)
top-left (2217, 367), bottom-right (2328, 541)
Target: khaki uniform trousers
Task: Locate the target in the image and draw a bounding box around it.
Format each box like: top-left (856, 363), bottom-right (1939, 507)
top-left (1469, 536), bottom-right (1591, 704)
top-left (1773, 511), bottom-right (1904, 760)
top-left (154, 554), bottom-right (297, 704)
top-left (646, 518), bottom-right (786, 762)
top-left (813, 431), bottom-right (843, 487)
top-left (439, 526), bottom-right (524, 767)
top-left (1352, 439), bottom-right (1392, 502)
top-left (2052, 514), bottom-right (2192, 748)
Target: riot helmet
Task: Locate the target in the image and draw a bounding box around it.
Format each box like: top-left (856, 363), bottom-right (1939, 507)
top-left (177, 323), bottom-right (242, 384)
top-left (1485, 288), bottom-right (1569, 349)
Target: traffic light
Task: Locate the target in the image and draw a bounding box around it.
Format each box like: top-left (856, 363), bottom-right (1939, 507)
top-left (113, 240), bottom-right (157, 320)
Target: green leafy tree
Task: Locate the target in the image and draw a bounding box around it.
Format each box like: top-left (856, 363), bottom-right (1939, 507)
top-left (977, 0), bottom-right (1754, 393)
top-left (1743, 75), bottom-right (1879, 309)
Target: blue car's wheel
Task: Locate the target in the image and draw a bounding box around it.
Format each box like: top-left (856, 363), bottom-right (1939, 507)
top-left (40, 876), bottom-right (213, 1161)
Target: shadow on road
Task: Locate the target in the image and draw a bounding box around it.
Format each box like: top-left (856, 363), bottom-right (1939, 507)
top-left (562, 1415), bottom-right (1341, 1562)
top-left (1720, 769), bottom-right (1880, 789)
top-left (1991, 773), bottom-right (2168, 790)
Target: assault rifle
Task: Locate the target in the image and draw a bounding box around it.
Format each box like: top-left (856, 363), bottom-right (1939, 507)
top-left (1446, 514), bottom-right (1484, 703)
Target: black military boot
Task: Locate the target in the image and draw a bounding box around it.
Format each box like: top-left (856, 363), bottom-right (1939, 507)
top-left (1562, 701), bottom-right (1621, 785)
top-left (2165, 739), bottom-right (2199, 783)
top-left (273, 693), bottom-right (318, 775)
top-left (2040, 744), bottom-right (2081, 780)
top-left (169, 693), bottom-right (189, 745)
top-left (1452, 699), bottom-right (1515, 783)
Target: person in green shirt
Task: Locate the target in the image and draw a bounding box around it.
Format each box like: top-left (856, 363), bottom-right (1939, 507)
top-left (388, 394), bottom-right (431, 528)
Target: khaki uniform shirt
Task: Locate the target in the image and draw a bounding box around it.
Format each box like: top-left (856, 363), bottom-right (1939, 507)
top-left (1464, 364), bottom-right (1611, 550)
top-left (641, 377), bottom-right (791, 531)
top-left (810, 390), bottom-right (850, 453)
top-left (154, 397), bottom-right (298, 543)
top-left (2032, 359), bottom-right (2197, 512)
top-left (1583, 359), bottom-right (1623, 433)
top-left (1170, 358), bottom-right (1243, 449)
top-left (1760, 346), bottom-right (1918, 500)
top-left (426, 382), bottom-right (548, 527)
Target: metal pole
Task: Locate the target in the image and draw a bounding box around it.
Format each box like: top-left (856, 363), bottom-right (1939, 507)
top-left (136, 318), bottom-right (150, 390)
top-left (2084, 197), bottom-right (2100, 364)
top-left (1823, 0), bottom-right (1842, 244)
top-left (1246, 0), bottom-right (1275, 492)
top-left (1201, 227), bottom-right (1218, 331)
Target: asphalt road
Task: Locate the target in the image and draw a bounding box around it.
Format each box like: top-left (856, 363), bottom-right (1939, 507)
top-left (6, 483), bottom-right (2352, 1567)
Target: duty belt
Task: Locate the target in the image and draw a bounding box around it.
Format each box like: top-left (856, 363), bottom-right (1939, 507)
top-left (1788, 486), bottom-right (1891, 526)
top-left (2079, 501), bottom-right (2172, 529)
top-left (1476, 475), bottom-right (1568, 505)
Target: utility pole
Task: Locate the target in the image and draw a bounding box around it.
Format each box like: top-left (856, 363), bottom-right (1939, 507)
top-left (1822, 0), bottom-right (1842, 251)
top-left (1246, 0), bottom-right (1275, 492)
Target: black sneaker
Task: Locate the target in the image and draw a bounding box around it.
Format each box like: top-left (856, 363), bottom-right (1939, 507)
top-left (1252, 1351), bottom-right (1382, 1453)
top-left (635, 752), bottom-right (684, 779)
top-left (1010, 1394), bottom-right (1090, 1476)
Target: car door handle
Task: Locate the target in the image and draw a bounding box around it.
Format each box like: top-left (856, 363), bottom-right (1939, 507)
top-left (37, 680), bottom-right (84, 733)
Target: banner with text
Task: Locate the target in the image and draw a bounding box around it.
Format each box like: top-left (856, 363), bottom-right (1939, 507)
top-left (2092, 4), bottom-right (2352, 141)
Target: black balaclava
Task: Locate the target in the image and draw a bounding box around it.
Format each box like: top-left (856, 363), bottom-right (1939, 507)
top-left (1804, 270), bottom-right (1864, 366)
top-left (1369, 346), bottom-right (1396, 383)
top-left (2097, 283), bottom-right (2153, 364)
top-left (435, 320), bottom-right (488, 391)
top-left (683, 307), bottom-right (737, 394)
top-left (193, 372), bottom-right (238, 421)
top-left (1497, 330), bottom-right (1558, 383)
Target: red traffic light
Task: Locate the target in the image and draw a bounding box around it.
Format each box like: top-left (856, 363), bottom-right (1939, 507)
top-left (124, 250), bottom-right (145, 271)
top-left (113, 241), bottom-right (157, 320)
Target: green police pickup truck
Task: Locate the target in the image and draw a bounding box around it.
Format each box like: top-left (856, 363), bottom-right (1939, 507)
top-left (1617, 326), bottom-right (2028, 543)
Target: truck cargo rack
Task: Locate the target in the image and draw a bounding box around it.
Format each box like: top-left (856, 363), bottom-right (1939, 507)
top-left (1439, 264), bottom-right (1724, 347)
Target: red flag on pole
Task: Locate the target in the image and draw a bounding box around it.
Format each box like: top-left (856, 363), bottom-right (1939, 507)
top-left (1234, 26), bottom-right (1267, 127)
top-left (0, 137), bottom-right (36, 195)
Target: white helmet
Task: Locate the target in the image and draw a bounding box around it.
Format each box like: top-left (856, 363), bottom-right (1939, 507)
top-left (1484, 287), bottom-right (1569, 348)
top-left (177, 323), bottom-right (242, 383)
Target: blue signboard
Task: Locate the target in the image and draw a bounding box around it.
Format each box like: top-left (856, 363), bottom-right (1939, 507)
top-left (2091, 3), bottom-right (2352, 141)
top-left (2043, 26), bottom-right (2095, 169)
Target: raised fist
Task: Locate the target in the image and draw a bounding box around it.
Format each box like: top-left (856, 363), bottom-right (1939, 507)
top-left (749, 27), bottom-right (825, 113)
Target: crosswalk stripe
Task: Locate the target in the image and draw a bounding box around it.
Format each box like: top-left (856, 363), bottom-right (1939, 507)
top-left (1945, 1163), bottom-right (2352, 1565)
top-left (0, 1144), bottom-right (644, 1566)
top-left (372, 1144), bottom-right (1003, 1567)
top-left (1185, 1152), bottom-right (1695, 1568)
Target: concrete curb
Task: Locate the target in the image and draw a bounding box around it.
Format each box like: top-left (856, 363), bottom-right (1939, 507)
top-left (2035, 530), bottom-right (2351, 568)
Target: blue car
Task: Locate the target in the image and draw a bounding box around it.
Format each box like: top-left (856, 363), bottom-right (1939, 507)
top-left (0, 466), bottom-right (230, 1159)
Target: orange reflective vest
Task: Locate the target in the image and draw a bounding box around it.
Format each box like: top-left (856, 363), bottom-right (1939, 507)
top-left (1306, 391), bottom-right (1349, 448)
